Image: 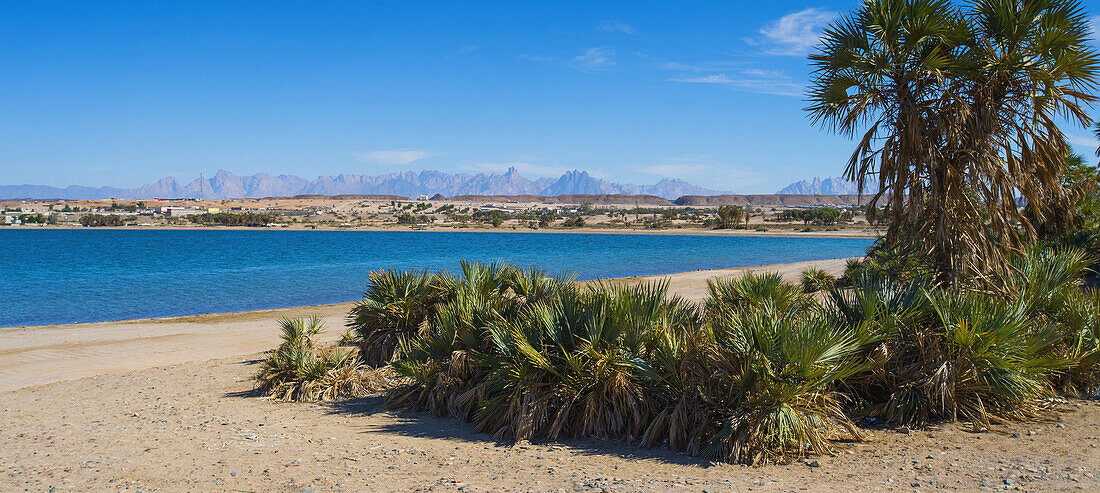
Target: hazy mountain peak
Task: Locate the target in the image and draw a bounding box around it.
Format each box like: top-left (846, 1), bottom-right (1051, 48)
top-left (777, 176), bottom-right (878, 195)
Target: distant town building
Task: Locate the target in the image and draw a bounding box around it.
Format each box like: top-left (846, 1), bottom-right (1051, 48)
top-left (155, 206), bottom-right (201, 217)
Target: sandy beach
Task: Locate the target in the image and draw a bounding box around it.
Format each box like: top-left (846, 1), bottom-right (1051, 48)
top-left (0, 258), bottom-right (851, 394)
top-left (2, 257), bottom-right (1098, 492)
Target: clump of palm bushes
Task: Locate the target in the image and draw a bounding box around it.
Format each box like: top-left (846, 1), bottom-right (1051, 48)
top-left (1003, 248), bottom-right (1100, 398)
top-left (257, 316), bottom-right (397, 402)
top-left (1056, 289), bottom-right (1100, 396)
top-left (651, 276), bottom-right (866, 464)
top-left (826, 247), bottom-right (1100, 428)
top-left (188, 212), bottom-right (276, 227)
top-left (381, 267), bottom-right (867, 464)
top-left (333, 250), bottom-right (1100, 465)
top-left (842, 237), bottom-right (935, 285)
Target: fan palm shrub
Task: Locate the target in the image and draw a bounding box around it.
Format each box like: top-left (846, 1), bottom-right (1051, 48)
top-left (999, 247), bottom-right (1100, 396)
top-left (924, 293), bottom-right (1068, 425)
top-left (1056, 154), bottom-right (1100, 233)
top-left (825, 259), bottom-right (1078, 426)
top-left (387, 261), bottom-right (578, 417)
top-left (853, 291), bottom-right (1070, 427)
top-left (1001, 247), bottom-right (1091, 317)
top-left (392, 280), bottom-right (701, 442)
top-left (705, 272), bottom-right (806, 315)
top-left (387, 269), bottom-right (522, 418)
top-left (1055, 289), bottom-right (1100, 396)
top-left (1041, 229), bottom-right (1100, 288)
top-left (1003, 246), bottom-right (1100, 396)
top-left (258, 345), bottom-right (378, 401)
top-left (843, 258), bottom-right (865, 282)
top-left (258, 316), bottom-right (396, 402)
top-left (500, 264), bottom-right (577, 307)
top-left (644, 301), bottom-right (867, 464)
top-left (347, 269), bottom-right (449, 365)
top-left (847, 236), bottom-right (937, 284)
top-left (826, 273), bottom-right (931, 368)
top-left (800, 267), bottom-right (836, 293)
top-left (277, 315), bottom-right (324, 348)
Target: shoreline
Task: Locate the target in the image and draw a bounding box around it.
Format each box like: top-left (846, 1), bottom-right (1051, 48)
top-left (0, 257), bottom-right (856, 332)
top-left (0, 223), bottom-right (881, 239)
top-left (0, 257), bottom-right (851, 393)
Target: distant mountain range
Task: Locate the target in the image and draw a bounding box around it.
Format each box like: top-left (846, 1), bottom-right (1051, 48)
top-left (0, 168), bottom-right (728, 200)
top-left (777, 176), bottom-right (879, 195)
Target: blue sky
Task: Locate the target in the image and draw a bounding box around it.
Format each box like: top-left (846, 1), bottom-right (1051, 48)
top-left (3, 1), bottom-right (1099, 193)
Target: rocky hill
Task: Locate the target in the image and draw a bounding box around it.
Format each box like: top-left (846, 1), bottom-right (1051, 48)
top-left (675, 194), bottom-right (869, 207)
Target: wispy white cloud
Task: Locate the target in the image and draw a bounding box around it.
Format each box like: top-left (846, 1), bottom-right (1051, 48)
top-left (353, 149), bottom-right (433, 165)
top-left (598, 20), bottom-right (637, 35)
top-left (520, 53), bottom-right (556, 62)
top-left (1067, 133), bottom-right (1098, 149)
top-left (655, 60), bottom-right (740, 72)
top-left (672, 70), bottom-right (802, 97)
top-left (1090, 16), bottom-right (1100, 42)
top-left (641, 156), bottom-right (764, 191)
top-left (750, 7), bottom-right (838, 56)
top-left (571, 46), bottom-right (616, 71)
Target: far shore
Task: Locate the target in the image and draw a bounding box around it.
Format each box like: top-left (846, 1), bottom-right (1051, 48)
top-left (0, 257), bottom-right (851, 393)
top-left (1, 223), bottom-right (881, 238)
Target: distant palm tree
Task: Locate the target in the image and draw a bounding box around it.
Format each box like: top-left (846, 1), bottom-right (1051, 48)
top-left (807, 0), bottom-right (1099, 281)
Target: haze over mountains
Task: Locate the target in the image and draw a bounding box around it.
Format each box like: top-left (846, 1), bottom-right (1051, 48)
top-left (776, 177), bottom-right (878, 195)
top-left (0, 168), bottom-right (727, 200)
top-left (2, 169), bottom-right (885, 200)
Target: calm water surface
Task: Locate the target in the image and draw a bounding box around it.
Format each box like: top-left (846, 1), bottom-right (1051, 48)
top-left (2, 229), bottom-right (872, 327)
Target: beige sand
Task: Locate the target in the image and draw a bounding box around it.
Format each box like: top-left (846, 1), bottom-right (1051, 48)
top-left (0, 258), bottom-right (849, 394)
top-left (2, 258), bottom-right (1098, 492)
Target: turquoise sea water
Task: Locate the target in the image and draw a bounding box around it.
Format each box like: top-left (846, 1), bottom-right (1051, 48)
top-left (1, 229), bottom-right (872, 327)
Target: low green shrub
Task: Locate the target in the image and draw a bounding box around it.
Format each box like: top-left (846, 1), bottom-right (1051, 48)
top-left (189, 212), bottom-right (275, 227)
top-left (79, 214), bottom-right (123, 227)
top-left (257, 316), bottom-right (397, 402)
top-left (800, 267), bottom-right (836, 293)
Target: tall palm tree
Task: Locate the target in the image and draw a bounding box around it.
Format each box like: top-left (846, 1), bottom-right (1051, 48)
top-left (963, 0), bottom-right (1099, 246)
top-left (807, 0), bottom-right (1099, 282)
